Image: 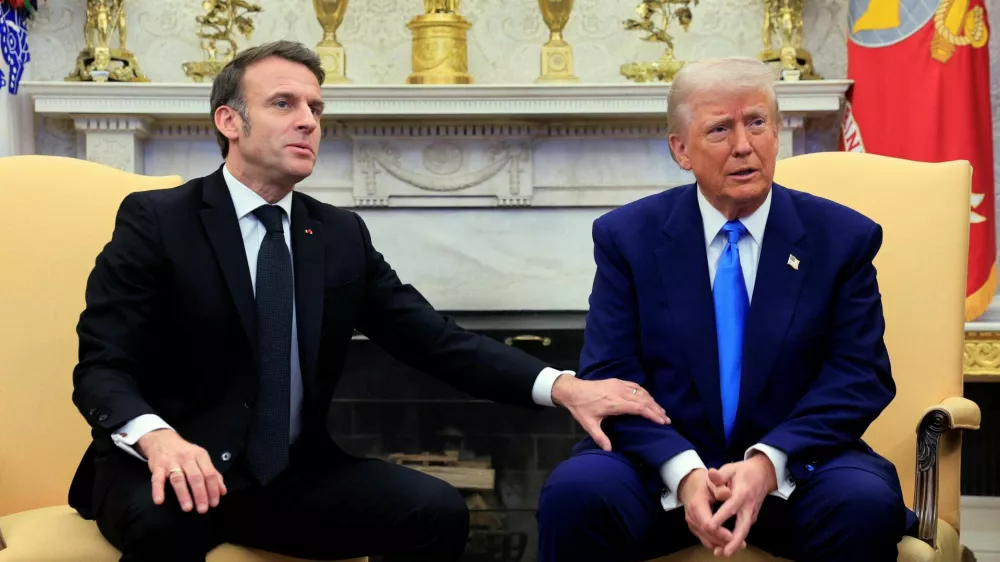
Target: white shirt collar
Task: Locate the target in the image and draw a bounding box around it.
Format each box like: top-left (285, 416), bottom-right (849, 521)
top-left (222, 163), bottom-right (294, 220)
top-left (696, 183), bottom-right (772, 247)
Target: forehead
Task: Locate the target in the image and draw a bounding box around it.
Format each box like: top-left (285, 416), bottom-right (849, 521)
top-left (689, 91), bottom-right (772, 121)
top-left (242, 57), bottom-right (321, 97)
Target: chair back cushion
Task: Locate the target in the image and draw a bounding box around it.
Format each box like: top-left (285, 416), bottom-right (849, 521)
top-left (0, 155), bottom-right (181, 515)
top-left (773, 151), bottom-right (970, 532)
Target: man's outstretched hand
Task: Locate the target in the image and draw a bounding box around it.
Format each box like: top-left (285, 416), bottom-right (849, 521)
top-left (551, 375), bottom-right (669, 451)
top-left (138, 429), bottom-right (227, 515)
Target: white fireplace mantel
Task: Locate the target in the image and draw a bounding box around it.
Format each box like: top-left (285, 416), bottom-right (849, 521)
top-left (18, 79), bottom-right (851, 311)
top-left (21, 80), bottom-right (850, 209)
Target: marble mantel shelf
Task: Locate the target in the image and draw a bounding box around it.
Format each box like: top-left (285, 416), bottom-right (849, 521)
top-left (22, 80), bottom-right (852, 120)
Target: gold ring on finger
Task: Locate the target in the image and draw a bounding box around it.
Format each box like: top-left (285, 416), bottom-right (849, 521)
top-left (168, 467), bottom-right (183, 475)
top-left (632, 387), bottom-right (638, 396)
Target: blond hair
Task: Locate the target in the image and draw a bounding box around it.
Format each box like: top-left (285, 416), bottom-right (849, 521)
top-left (666, 57), bottom-right (780, 160)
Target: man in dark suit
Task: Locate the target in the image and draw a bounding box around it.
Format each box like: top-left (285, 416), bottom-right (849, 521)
top-left (537, 57), bottom-right (916, 561)
top-left (69, 40), bottom-right (669, 562)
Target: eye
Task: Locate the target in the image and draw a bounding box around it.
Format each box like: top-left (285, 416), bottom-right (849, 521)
top-left (751, 118), bottom-right (766, 127)
top-left (274, 100), bottom-right (289, 109)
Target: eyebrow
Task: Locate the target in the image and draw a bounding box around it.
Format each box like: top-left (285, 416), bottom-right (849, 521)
top-left (266, 91), bottom-right (325, 113)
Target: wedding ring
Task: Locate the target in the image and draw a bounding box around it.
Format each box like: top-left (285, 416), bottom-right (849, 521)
top-left (631, 388), bottom-right (638, 396)
top-left (168, 467), bottom-right (183, 475)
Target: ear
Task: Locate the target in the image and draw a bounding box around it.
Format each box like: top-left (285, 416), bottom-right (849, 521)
top-left (214, 105), bottom-right (242, 146)
top-left (668, 133), bottom-right (692, 171)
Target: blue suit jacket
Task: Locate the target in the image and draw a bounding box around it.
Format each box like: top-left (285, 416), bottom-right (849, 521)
top-left (573, 182), bottom-right (901, 493)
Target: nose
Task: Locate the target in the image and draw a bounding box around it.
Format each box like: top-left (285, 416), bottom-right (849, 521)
top-left (294, 104), bottom-right (317, 134)
top-left (731, 123), bottom-right (752, 157)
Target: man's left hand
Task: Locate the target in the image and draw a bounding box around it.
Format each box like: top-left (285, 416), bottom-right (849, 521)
top-left (551, 375), bottom-right (670, 451)
top-left (705, 453), bottom-right (778, 557)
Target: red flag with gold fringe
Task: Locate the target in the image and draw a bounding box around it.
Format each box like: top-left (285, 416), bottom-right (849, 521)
top-left (843, 0), bottom-right (997, 320)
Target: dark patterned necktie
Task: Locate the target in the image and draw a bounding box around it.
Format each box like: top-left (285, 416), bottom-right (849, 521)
top-left (246, 204), bottom-right (292, 486)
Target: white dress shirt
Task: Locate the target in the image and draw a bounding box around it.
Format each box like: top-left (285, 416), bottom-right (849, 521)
top-left (112, 164), bottom-right (568, 461)
top-left (658, 185), bottom-right (796, 511)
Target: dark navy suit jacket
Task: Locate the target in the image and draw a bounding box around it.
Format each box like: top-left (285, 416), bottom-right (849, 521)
top-left (572, 182), bottom-right (901, 495)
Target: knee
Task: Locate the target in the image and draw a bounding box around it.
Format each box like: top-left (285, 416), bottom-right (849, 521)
top-left (814, 473), bottom-right (906, 543)
top-left (538, 452), bottom-right (632, 527)
top-left (416, 478), bottom-right (470, 541)
top-left (116, 502), bottom-right (211, 555)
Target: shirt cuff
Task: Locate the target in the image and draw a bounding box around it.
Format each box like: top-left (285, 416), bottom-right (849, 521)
top-left (532, 367), bottom-right (573, 407)
top-left (659, 449), bottom-right (706, 511)
top-left (745, 443), bottom-right (796, 499)
top-left (111, 414), bottom-right (173, 462)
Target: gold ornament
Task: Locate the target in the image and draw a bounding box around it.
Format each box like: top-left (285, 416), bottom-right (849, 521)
top-left (536, 0), bottom-right (579, 84)
top-left (931, 0), bottom-right (988, 63)
top-left (313, 0), bottom-right (350, 84)
top-left (182, 0), bottom-right (262, 83)
top-left (66, 0), bottom-right (148, 83)
top-left (620, 0), bottom-right (696, 83)
top-left (759, 0), bottom-right (821, 80)
top-left (407, 0), bottom-right (473, 85)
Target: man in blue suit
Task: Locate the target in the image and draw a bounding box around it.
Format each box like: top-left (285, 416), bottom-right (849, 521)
top-left (537, 57), bottom-right (916, 561)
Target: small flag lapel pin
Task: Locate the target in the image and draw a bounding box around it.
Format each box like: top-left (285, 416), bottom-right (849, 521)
top-left (305, 228), bottom-right (314, 235)
top-left (787, 254), bottom-right (800, 270)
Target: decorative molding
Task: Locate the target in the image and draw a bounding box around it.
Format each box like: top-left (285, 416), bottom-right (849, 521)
top-left (21, 81), bottom-right (852, 120)
top-left (964, 331), bottom-right (1000, 379)
top-left (914, 408), bottom-right (948, 547)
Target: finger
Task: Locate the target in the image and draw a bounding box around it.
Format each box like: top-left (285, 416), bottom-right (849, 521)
top-left (583, 419), bottom-right (612, 451)
top-left (184, 459), bottom-right (210, 514)
top-left (168, 465), bottom-right (194, 512)
top-left (724, 508), bottom-right (754, 557)
top-left (196, 455), bottom-right (222, 508)
top-left (150, 466), bottom-right (166, 505)
top-left (712, 483), bottom-right (732, 502)
top-left (709, 495), bottom-right (742, 533)
top-left (620, 385), bottom-right (670, 419)
top-left (707, 468), bottom-right (729, 488)
top-left (691, 496), bottom-right (733, 547)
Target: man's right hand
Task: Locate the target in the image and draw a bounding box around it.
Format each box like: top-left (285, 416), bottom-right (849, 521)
top-left (678, 468), bottom-right (738, 552)
top-left (137, 429), bottom-right (226, 514)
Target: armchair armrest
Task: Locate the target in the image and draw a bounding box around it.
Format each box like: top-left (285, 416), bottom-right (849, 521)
top-left (1, 521), bottom-right (6, 551)
top-left (913, 396), bottom-right (981, 548)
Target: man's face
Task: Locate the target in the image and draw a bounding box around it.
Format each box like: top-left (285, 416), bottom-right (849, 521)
top-left (227, 57), bottom-right (324, 186)
top-left (669, 90), bottom-right (778, 218)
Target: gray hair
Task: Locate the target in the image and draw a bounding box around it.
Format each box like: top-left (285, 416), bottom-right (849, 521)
top-left (666, 57), bottom-right (780, 160)
top-left (210, 40), bottom-right (326, 158)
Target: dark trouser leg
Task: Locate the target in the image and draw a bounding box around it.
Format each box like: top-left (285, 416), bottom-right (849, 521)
top-left (94, 455), bottom-right (218, 562)
top-left (537, 450), bottom-right (698, 562)
top-left (218, 445), bottom-right (469, 562)
top-left (748, 466), bottom-right (909, 562)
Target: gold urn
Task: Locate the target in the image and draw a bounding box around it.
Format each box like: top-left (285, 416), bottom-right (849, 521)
top-left (537, 0), bottom-right (579, 83)
top-left (312, 0), bottom-right (350, 84)
top-left (407, 0), bottom-right (473, 85)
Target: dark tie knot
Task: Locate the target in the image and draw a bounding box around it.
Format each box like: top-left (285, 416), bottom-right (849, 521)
top-left (720, 220), bottom-right (747, 246)
top-left (253, 205), bottom-right (285, 234)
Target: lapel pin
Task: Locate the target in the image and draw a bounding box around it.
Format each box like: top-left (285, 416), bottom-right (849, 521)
top-left (304, 228), bottom-right (313, 235)
top-left (787, 254), bottom-right (800, 270)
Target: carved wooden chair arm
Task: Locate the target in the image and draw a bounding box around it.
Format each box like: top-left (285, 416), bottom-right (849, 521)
top-left (913, 396), bottom-right (981, 548)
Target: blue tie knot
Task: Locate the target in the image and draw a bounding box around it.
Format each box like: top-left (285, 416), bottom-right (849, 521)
top-left (720, 220), bottom-right (747, 246)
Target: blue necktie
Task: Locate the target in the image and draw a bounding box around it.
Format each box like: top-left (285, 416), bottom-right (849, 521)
top-left (713, 220), bottom-right (749, 444)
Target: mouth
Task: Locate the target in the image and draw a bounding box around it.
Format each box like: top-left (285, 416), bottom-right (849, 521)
top-left (728, 167), bottom-right (758, 180)
top-left (287, 143), bottom-right (314, 156)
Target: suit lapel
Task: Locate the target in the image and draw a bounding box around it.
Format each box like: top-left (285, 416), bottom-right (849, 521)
top-left (290, 195), bottom-right (324, 392)
top-left (732, 184), bottom-right (807, 446)
top-left (200, 167), bottom-right (257, 355)
top-left (656, 185), bottom-right (726, 445)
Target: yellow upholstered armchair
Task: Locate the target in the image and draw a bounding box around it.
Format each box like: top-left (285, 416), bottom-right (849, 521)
top-left (0, 156), bottom-right (366, 562)
top-left (652, 152), bottom-right (981, 562)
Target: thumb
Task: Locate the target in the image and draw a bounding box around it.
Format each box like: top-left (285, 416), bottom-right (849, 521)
top-left (708, 468), bottom-right (729, 487)
top-left (586, 421), bottom-right (612, 452)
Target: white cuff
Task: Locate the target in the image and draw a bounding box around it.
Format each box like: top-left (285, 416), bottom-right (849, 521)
top-left (659, 449), bottom-right (706, 511)
top-left (532, 367), bottom-right (573, 407)
top-left (745, 443), bottom-right (796, 499)
top-left (111, 414), bottom-right (173, 462)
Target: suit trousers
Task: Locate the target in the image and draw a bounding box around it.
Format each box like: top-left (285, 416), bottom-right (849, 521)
top-left (92, 439), bottom-right (469, 562)
top-left (537, 450), bottom-right (911, 562)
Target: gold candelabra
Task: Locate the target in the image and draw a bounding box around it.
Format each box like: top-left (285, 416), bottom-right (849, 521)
top-left (66, 0), bottom-right (148, 82)
top-left (620, 0), bottom-right (697, 83)
top-left (407, 0), bottom-right (472, 84)
top-left (313, 0), bottom-right (350, 84)
top-left (536, 0), bottom-right (579, 83)
top-left (759, 0), bottom-right (820, 80)
top-left (182, 0), bottom-right (262, 83)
